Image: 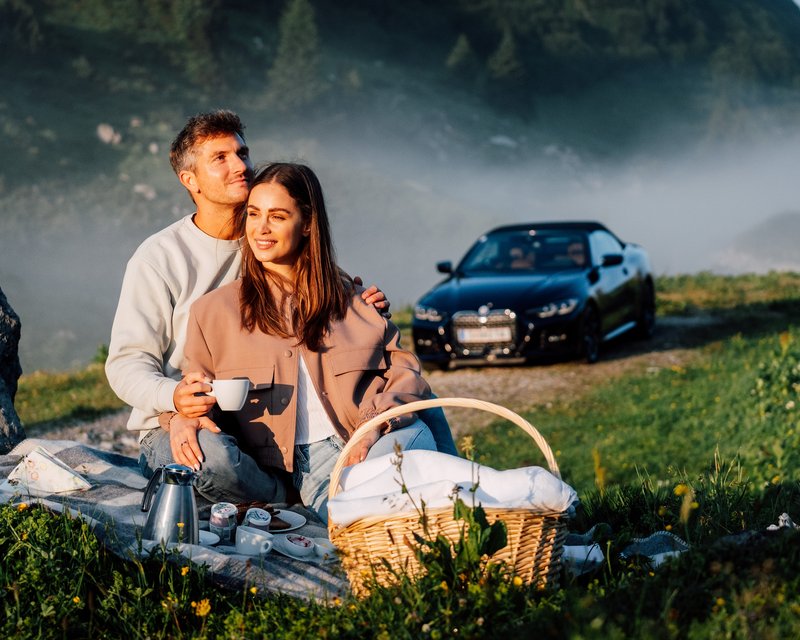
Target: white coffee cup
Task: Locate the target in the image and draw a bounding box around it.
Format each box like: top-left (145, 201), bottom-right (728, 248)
top-left (208, 379), bottom-right (249, 411)
top-left (235, 525), bottom-right (274, 556)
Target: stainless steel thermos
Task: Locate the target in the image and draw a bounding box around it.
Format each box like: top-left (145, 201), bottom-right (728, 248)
top-left (141, 463), bottom-right (199, 545)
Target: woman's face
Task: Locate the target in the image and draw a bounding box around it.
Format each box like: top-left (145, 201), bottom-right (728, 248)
top-left (246, 181), bottom-right (309, 278)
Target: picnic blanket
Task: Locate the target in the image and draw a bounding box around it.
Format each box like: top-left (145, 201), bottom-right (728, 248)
top-left (0, 438), bottom-right (348, 601)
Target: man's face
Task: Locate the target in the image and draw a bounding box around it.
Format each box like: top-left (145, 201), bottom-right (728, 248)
top-left (182, 133), bottom-right (253, 207)
top-left (568, 242), bottom-right (586, 266)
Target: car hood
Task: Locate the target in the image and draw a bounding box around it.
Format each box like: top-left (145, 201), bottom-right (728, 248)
top-left (417, 272), bottom-right (585, 312)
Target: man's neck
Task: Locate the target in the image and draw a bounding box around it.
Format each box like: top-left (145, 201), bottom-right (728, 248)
top-left (193, 203), bottom-right (241, 240)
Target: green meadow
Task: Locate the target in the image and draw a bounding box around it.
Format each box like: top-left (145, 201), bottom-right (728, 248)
top-left (4, 273), bottom-right (800, 638)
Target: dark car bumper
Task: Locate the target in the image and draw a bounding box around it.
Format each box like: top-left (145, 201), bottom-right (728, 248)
top-left (412, 311), bottom-right (582, 367)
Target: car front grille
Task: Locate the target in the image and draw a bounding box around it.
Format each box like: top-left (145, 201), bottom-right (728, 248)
top-left (451, 309), bottom-right (517, 353)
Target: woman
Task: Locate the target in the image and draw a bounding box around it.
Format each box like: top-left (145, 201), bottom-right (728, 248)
top-left (179, 163), bottom-right (437, 522)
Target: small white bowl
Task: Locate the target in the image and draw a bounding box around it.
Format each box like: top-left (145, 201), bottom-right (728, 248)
top-left (284, 533), bottom-right (315, 557)
top-left (313, 538), bottom-right (336, 560)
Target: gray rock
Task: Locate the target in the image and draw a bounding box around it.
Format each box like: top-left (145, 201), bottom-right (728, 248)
top-left (0, 286), bottom-right (25, 453)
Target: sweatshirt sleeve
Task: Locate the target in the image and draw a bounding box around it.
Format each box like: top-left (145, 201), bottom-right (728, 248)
top-left (105, 253), bottom-right (180, 420)
top-left (356, 314), bottom-right (431, 430)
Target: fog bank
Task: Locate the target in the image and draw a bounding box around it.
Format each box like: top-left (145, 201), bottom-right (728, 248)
top-left (2, 118), bottom-right (799, 373)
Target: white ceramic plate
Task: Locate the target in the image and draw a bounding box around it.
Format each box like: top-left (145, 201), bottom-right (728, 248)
top-left (271, 534), bottom-right (333, 564)
top-left (269, 510), bottom-right (306, 533)
top-left (199, 530), bottom-right (220, 546)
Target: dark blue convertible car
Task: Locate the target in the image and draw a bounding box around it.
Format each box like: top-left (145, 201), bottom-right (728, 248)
top-left (412, 221), bottom-right (655, 370)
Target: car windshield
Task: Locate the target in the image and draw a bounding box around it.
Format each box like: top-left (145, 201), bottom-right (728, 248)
top-left (458, 230), bottom-right (589, 274)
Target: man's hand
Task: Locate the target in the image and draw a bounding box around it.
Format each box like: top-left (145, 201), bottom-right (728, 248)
top-left (345, 427), bottom-right (380, 466)
top-left (174, 372), bottom-right (216, 418)
top-left (168, 413), bottom-right (221, 471)
top-left (354, 276), bottom-right (391, 318)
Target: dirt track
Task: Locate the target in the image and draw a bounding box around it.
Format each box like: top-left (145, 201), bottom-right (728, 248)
top-left (32, 316), bottom-right (716, 458)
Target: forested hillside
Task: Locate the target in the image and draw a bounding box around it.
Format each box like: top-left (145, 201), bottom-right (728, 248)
top-left (3, 0), bottom-right (800, 186)
top-left (3, 0), bottom-right (800, 373)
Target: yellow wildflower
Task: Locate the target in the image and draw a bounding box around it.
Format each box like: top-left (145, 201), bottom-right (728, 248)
top-left (250, 586), bottom-right (257, 595)
top-left (17, 503), bottom-right (28, 511)
top-left (716, 597), bottom-right (725, 607)
top-left (177, 522), bottom-right (185, 528)
top-left (690, 501), bottom-right (699, 510)
top-left (673, 484), bottom-right (689, 497)
top-left (194, 598), bottom-right (211, 617)
top-left (512, 576), bottom-right (523, 587)
top-left (181, 566), bottom-right (189, 576)
top-left (72, 596), bottom-right (81, 604)
top-left (439, 581), bottom-right (449, 591)
top-left (657, 506), bottom-right (667, 517)
top-left (665, 524), bottom-right (673, 531)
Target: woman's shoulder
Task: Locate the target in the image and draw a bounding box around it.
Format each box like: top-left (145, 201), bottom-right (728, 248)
top-left (340, 287), bottom-right (391, 335)
top-left (192, 279), bottom-right (242, 313)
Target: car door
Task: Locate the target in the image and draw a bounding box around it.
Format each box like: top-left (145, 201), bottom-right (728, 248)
top-left (588, 230), bottom-right (630, 334)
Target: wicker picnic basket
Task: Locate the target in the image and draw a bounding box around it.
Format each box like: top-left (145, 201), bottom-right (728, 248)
top-left (327, 397), bottom-right (570, 596)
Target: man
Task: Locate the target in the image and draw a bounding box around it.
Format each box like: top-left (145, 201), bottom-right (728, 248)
top-left (106, 110), bottom-right (454, 506)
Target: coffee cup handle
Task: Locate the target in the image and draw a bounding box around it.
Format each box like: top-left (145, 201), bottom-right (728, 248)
top-left (260, 539), bottom-right (273, 555)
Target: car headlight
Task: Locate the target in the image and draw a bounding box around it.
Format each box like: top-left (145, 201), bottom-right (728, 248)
top-left (414, 305), bottom-right (445, 322)
top-left (529, 298), bottom-right (578, 319)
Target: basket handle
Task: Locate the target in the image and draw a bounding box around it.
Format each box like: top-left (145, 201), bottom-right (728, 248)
top-left (327, 397), bottom-right (560, 503)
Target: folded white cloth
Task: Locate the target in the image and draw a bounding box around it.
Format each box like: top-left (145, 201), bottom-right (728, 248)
top-left (328, 450), bottom-right (577, 527)
top-left (0, 445), bottom-right (91, 496)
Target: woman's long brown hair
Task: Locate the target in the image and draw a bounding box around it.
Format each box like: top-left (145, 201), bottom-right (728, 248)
top-left (236, 163), bottom-right (353, 351)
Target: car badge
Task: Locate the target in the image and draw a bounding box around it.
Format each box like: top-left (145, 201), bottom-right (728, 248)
top-left (478, 305), bottom-right (491, 316)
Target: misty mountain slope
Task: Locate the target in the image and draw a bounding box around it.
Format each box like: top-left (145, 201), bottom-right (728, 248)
top-left (712, 211), bottom-right (800, 274)
top-left (3, 0), bottom-right (800, 373)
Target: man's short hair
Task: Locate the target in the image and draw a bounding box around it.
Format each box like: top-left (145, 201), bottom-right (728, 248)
top-left (169, 110), bottom-right (246, 174)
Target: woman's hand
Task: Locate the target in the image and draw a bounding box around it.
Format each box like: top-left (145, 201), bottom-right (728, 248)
top-left (354, 276), bottom-right (391, 318)
top-left (173, 371), bottom-right (216, 418)
top-left (345, 427), bottom-right (380, 466)
top-left (168, 413), bottom-right (221, 471)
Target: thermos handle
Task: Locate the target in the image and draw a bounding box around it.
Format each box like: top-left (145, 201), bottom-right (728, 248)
top-left (140, 466), bottom-right (164, 512)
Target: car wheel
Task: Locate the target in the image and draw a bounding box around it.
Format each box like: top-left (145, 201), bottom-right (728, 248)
top-left (580, 305), bottom-right (601, 364)
top-left (636, 280), bottom-right (656, 339)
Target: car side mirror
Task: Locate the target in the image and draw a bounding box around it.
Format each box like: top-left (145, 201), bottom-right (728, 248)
top-left (436, 261), bottom-right (453, 274)
top-left (601, 253), bottom-right (624, 267)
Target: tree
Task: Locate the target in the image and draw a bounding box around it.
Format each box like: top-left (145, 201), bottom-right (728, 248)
top-left (487, 26), bottom-right (524, 80)
top-left (0, 0), bottom-right (42, 52)
top-left (265, 0), bottom-right (326, 112)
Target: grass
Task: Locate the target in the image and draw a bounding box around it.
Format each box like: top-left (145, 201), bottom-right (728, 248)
top-left (5, 272), bottom-right (800, 638)
top-left (15, 345), bottom-right (125, 432)
top-left (471, 325), bottom-right (800, 495)
top-left (655, 271), bottom-right (800, 315)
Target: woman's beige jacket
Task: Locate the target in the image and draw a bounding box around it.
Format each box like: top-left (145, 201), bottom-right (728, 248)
top-left (183, 279), bottom-right (431, 473)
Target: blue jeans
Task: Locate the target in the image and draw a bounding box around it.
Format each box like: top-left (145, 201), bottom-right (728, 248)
top-left (293, 418), bottom-right (436, 524)
top-left (138, 428), bottom-right (288, 505)
top-left (419, 400), bottom-right (458, 456)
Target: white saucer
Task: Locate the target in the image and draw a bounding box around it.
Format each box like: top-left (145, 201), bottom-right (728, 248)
top-left (199, 530), bottom-right (219, 546)
top-left (269, 510), bottom-right (306, 533)
top-left (141, 529), bottom-right (219, 552)
top-left (271, 534), bottom-right (334, 564)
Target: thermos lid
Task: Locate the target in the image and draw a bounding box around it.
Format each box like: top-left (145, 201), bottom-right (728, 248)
top-left (163, 463), bottom-right (195, 485)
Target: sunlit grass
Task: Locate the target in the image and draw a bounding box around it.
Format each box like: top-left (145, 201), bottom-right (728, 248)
top-left (15, 363), bottom-right (125, 431)
top-left (5, 272), bottom-right (800, 637)
top-left (655, 271), bottom-right (800, 315)
top-left (471, 327), bottom-right (800, 498)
